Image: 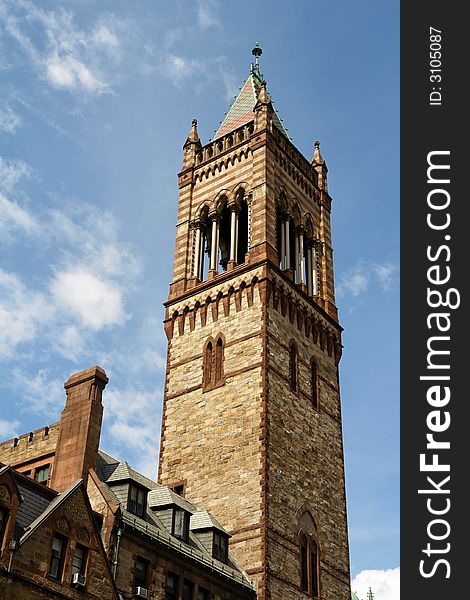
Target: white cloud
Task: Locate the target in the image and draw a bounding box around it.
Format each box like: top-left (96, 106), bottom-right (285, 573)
top-left (197, 0), bottom-right (221, 30)
top-left (46, 54), bottom-right (108, 94)
top-left (12, 368), bottom-right (66, 416)
top-left (0, 270), bottom-right (52, 358)
top-left (0, 193), bottom-right (39, 235)
top-left (50, 267), bottom-right (128, 330)
top-left (373, 262), bottom-right (398, 291)
top-left (0, 269), bottom-right (51, 357)
top-left (351, 567), bottom-right (400, 600)
top-left (91, 23), bottom-right (120, 58)
top-left (0, 192), bottom-right (140, 357)
top-left (50, 324), bottom-right (86, 363)
top-left (2, 0), bottom-right (118, 96)
top-left (48, 207), bottom-right (140, 279)
top-left (164, 54), bottom-right (202, 84)
top-left (103, 386), bottom-right (162, 478)
top-left (0, 156), bottom-right (32, 193)
top-left (0, 104), bottom-right (22, 134)
top-left (0, 417), bottom-right (20, 439)
top-left (337, 262), bottom-right (369, 298)
top-left (337, 260), bottom-right (398, 300)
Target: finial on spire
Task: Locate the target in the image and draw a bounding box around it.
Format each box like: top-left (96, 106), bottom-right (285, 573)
top-left (313, 140), bottom-right (324, 164)
top-left (184, 117), bottom-right (200, 150)
top-left (252, 43), bottom-right (262, 69)
top-left (367, 587), bottom-right (375, 600)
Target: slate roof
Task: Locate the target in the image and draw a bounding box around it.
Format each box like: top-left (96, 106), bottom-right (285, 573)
top-left (213, 64), bottom-right (289, 140)
top-left (19, 480), bottom-right (82, 545)
top-left (190, 509), bottom-right (227, 534)
top-left (11, 471), bottom-right (57, 539)
top-left (96, 450), bottom-right (253, 591)
top-left (97, 450), bottom-right (158, 491)
top-left (148, 486), bottom-right (196, 513)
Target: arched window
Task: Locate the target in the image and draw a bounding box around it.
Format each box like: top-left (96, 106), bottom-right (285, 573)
top-left (311, 359), bottom-right (319, 409)
top-left (310, 540), bottom-right (319, 597)
top-left (203, 340), bottom-right (213, 389)
top-left (300, 534), bottom-right (308, 592)
top-left (276, 205), bottom-right (283, 268)
top-left (218, 203), bottom-right (231, 271)
top-left (299, 533), bottom-right (320, 596)
top-left (203, 336), bottom-right (225, 391)
top-left (237, 198), bottom-right (249, 264)
top-left (289, 342), bottom-right (298, 392)
top-left (192, 208), bottom-right (211, 282)
top-left (215, 337), bottom-right (224, 382)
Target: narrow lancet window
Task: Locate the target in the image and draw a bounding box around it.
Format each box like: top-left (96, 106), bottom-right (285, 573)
top-left (311, 359), bottom-right (319, 409)
top-left (289, 342), bottom-right (298, 392)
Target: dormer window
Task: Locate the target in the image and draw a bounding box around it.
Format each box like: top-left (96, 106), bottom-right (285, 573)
top-left (128, 484), bottom-right (146, 518)
top-left (213, 530), bottom-right (228, 563)
top-left (173, 507), bottom-right (190, 541)
top-left (189, 509), bottom-right (231, 563)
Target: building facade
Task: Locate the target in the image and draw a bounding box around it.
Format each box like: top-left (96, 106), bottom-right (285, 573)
top-left (158, 49), bottom-right (351, 600)
top-left (0, 367), bottom-right (256, 600)
top-left (0, 49), bottom-right (351, 600)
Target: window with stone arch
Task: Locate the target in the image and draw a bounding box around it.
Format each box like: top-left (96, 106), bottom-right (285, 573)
top-left (298, 511), bottom-right (320, 598)
top-left (311, 358), bottom-right (319, 410)
top-left (215, 336), bottom-right (224, 382)
top-left (289, 341), bottom-right (298, 392)
top-left (203, 334), bottom-right (225, 391)
top-left (203, 339), bottom-right (214, 389)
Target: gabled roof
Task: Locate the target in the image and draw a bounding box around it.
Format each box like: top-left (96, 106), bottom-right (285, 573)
top-left (148, 486), bottom-right (195, 514)
top-left (10, 471), bottom-right (57, 539)
top-left (213, 64), bottom-right (289, 140)
top-left (97, 450), bottom-right (158, 491)
top-left (19, 479), bottom-right (82, 545)
top-left (190, 509), bottom-right (228, 535)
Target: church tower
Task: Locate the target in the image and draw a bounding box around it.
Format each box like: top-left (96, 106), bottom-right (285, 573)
top-left (158, 47), bottom-right (351, 600)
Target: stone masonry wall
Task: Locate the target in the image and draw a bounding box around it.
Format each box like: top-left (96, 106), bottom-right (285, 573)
top-left (265, 297), bottom-right (350, 600)
top-left (0, 424), bottom-right (59, 476)
top-left (159, 267), bottom-right (266, 592)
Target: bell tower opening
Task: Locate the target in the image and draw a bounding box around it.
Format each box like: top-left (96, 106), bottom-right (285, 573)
top-left (159, 46), bottom-right (350, 600)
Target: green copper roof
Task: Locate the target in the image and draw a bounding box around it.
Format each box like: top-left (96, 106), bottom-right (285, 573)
top-left (351, 592), bottom-right (362, 600)
top-left (213, 63), bottom-right (289, 140)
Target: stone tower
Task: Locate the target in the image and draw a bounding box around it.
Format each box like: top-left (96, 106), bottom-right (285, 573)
top-left (158, 48), bottom-right (351, 600)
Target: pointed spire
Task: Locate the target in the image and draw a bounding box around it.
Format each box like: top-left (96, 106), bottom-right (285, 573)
top-left (312, 140), bottom-right (328, 191)
top-left (182, 118), bottom-right (201, 170)
top-left (312, 140), bottom-right (324, 165)
top-left (184, 118), bottom-right (200, 146)
top-left (213, 47), bottom-right (288, 140)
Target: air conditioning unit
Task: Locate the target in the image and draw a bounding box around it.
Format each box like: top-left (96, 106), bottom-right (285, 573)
top-left (135, 587), bottom-right (148, 599)
top-left (71, 572), bottom-right (86, 588)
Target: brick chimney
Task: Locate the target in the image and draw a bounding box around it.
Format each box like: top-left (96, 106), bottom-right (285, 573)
top-left (51, 366), bottom-right (108, 492)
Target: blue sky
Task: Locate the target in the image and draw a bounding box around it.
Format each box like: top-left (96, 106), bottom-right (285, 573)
top-left (0, 1), bottom-right (399, 596)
